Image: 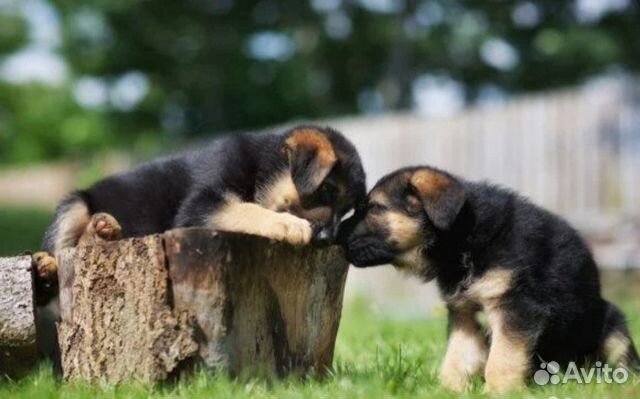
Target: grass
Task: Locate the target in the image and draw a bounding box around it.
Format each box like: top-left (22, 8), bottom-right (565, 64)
top-left (0, 298), bottom-right (638, 399)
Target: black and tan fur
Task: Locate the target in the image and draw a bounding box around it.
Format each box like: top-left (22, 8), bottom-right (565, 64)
top-left (338, 166), bottom-right (640, 393)
top-left (34, 125), bottom-right (366, 305)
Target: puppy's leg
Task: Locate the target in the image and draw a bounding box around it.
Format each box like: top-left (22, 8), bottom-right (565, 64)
top-left (211, 200), bottom-right (312, 245)
top-left (600, 301), bottom-right (640, 372)
top-left (440, 307), bottom-right (488, 392)
top-left (77, 212), bottom-right (122, 246)
top-left (484, 309), bottom-right (532, 393)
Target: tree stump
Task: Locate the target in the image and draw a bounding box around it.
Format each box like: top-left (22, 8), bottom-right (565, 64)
top-left (0, 256), bottom-right (38, 378)
top-left (56, 228), bottom-right (349, 384)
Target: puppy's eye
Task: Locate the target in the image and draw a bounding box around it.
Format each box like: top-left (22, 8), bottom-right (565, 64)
top-left (406, 194), bottom-right (421, 211)
top-left (368, 202), bottom-right (387, 212)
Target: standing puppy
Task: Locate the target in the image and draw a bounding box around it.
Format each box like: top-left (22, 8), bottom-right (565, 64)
top-left (339, 166), bottom-right (639, 393)
top-left (33, 125), bottom-right (366, 303)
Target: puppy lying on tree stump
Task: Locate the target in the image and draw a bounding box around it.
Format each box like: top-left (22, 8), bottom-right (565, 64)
top-left (55, 228), bottom-right (348, 384)
top-left (3, 125), bottom-right (362, 382)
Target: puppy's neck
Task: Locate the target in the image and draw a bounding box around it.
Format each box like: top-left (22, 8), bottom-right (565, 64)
top-left (253, 134), bottom-right (289, 189)
top-left (431, 247), bottom-right (475, 296)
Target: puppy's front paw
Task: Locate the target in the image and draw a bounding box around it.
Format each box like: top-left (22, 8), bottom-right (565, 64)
top-left (32, 251), bottom-right (58, 281)
top-left (484, 363), bottom-right (526, 394)
top-left (484, 379), bottom-right (525, 395)
top-left (440, 364), bottom-right (471, 393)
top-left (270, 214), bottom-right (313, 245)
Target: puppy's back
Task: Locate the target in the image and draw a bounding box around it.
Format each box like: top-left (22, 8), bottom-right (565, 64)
top-left (84, 155), bottom-right (194, 237)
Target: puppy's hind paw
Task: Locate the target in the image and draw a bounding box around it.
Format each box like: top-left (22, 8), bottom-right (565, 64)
top-left (92, 213), bottom-right (122, 241)
top-left (32, 251), bottom-right (58, 281)
top-left (79, 212), bottom-right (122, 246)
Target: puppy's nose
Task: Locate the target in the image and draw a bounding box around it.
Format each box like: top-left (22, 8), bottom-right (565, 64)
top-left (312, 226), bottom-right (334, 247)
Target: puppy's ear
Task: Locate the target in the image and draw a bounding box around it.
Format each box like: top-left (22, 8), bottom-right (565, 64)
top-left (409, 169), bottom-right (465, 230)
top-left (284, 128), bottom-right (337, 195)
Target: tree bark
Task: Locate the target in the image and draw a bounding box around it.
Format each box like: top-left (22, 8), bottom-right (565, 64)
top-left (165, 229), bottom-right (349, 377)
top-left (56, 228), bottom-right (349, 384)
top-left (0, 256), bottom-right (38, 378)
top-left (56, 234), bottom-right (198, 384)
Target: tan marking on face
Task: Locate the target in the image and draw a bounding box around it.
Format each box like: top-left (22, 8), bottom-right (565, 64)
top-left (210, 198), bottom-right (312, 245)
top-left (466, 268), bottom-right (513, 308)
top-left (440, 310), bottom-right (488, 392)
top-left (285, 128), bottom-right (337, 168)
top-left (392, 246), bottom-right (432, 278)
top-left (603, 331), bottom-right (631, 364)
top-left (374, 209), bottom-right (429, 278)
top-left (54, 201), bottom-right (91, 253)
top-left (256, 172), bottom-right (300, 211)
top-left (483, 308), bottom-right (530, 393)
top-left (384, 211), bottom-right (422, 250)
top-left (369, 190), bottom-right (391, 207)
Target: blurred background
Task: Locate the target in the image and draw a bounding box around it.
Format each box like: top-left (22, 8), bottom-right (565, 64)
top-left (0, 0), bottom-right (638, 317)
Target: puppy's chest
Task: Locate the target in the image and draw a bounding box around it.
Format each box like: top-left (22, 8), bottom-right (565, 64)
top-left (443, 268), bottom-right (514, 311)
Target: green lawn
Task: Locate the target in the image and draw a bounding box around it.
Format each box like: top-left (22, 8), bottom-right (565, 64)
top-left (1, 298), bottom-right (638, 399)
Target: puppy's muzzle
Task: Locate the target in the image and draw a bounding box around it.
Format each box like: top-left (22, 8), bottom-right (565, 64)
top-left (342, 235), bottom-right (396, 267)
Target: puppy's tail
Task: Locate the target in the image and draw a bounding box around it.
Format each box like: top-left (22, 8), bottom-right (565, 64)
top-left (41, 191), bottom-right (91, 253)
top-left (37, 191), bottom-right (90, 306)
top-left (600, 301), bottom-right (640, 373)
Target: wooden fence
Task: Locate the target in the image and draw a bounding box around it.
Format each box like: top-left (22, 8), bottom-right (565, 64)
top-left (332, 78), bottom-right (640, 230)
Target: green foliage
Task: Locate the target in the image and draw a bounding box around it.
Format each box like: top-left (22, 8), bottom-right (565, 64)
top-left (0, 82), bottom-right (110, 164)
top-left (0, 80), bottom-right (171, 165)
top-left (51, 0), bottom-right (640, 127)
top-left (0, 207), bottom-right (52, 255)
top-left (0, 13), bottom-right (27, 54)
top-left (1, 1), bottom-right (640, 164)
